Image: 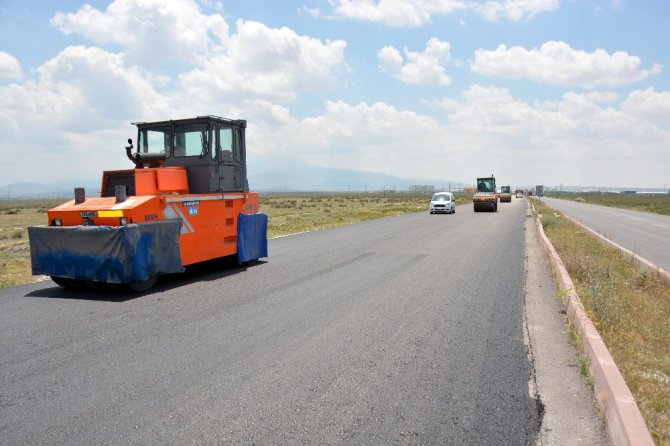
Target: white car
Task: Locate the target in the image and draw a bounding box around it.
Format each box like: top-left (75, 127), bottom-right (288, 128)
top-left (429, 192), bottom-right (456, 214)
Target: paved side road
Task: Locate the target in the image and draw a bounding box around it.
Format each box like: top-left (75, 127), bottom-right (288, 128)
top-left (542, 197), bottom-right (670, 272)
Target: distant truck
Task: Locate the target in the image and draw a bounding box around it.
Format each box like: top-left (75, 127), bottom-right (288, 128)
top-left (499, 185), bottom-right (512, 203)
top-left (473, 176), bottom-right (498, 212)
top-left (536, 185), bottom-right (544, 197)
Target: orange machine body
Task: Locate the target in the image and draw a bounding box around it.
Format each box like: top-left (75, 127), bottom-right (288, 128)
top-left (47, 166), bottom-right (259, 267)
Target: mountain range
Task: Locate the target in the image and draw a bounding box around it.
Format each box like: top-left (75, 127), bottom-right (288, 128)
top-left (0, 157), bottom-right (460, 199)
top-left (2, 156), bottom-right (664, 199)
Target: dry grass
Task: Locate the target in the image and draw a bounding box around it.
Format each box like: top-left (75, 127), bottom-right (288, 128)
top-left (260, 193), bottom-right (460, 238)
top-left (0, 200), bottom-right (62, 288)
top-left (535, 200), bottom-right (670, 445)
top-left (1, 193), bottom-right (466, 287)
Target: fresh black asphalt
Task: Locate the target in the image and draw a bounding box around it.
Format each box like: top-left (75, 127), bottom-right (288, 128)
top-left (0, 198), bottom-right (541, 444)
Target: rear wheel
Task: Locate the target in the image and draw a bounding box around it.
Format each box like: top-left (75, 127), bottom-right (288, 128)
top-left (51, 276), bottom-right (86, 289)
top-left (86, 281), bottom-right (106, 290)
top-left (128, 275), bottom-right (158, 292)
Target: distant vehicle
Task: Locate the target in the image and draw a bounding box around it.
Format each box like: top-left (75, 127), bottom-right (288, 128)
top-left (473, 176), bottom-right (498, 212)
top-left (515, 189), bottom-right (523, 198)
top-left (430, 192), bottom-right (456, 214)
top-left (500, 185), bottom-right (512, 203)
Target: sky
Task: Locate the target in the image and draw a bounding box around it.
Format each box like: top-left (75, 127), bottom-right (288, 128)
top-left (1, 0), bottom-right (669, 189)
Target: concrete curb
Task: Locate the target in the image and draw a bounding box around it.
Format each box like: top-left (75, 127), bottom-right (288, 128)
top-left (535, 217), bottom-right (655, 446)
top-left (560, 212), bottom-right (670, 286)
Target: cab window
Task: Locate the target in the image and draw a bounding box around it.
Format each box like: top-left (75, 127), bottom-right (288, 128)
top-left (173, 123), bottom-right (209, 157)
top-left (138, 126), bottom-right (170, 155)
top-left (215, 126), bottom-right (234, 162)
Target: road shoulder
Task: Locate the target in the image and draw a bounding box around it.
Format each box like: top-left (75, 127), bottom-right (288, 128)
top-left (524, 205), bottom-right (608, 445)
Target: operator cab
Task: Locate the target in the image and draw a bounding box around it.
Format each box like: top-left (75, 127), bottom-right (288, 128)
top-left (112, 115), bottom-right (249, 196)
top-left (477, 178), bottom-right (495, 193)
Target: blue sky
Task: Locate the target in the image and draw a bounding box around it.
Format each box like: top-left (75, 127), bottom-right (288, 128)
top-left (1, 0), bottom-right (669, 189)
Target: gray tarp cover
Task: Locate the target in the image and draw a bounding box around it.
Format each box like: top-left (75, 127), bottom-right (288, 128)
top-left (28, 220), bottom-right (183, 283)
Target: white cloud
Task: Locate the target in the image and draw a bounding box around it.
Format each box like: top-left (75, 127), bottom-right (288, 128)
top-left (176, 19), bottom-right (347, 105)
top-left (621, 88), bottom-right (670, 121)
top-left (0, 6), bottom-right (347, 183)
top-left (0, 46), bottom-right (171, 183)
top-left (243, 84), bottom-right (669, 188)
top-left (437, 84), bottom-right (669, 184)
top-left (472, 0), bottom-right (560, 21)
top-left (50, 0), bottom-right (229, 68)
top-left (471, 41), bottom-right (662, 88)
top-left (584, 91), bottom-right (619, 104)
top-left (249, 100), bottom-right (447, 179)
top-left (37, 46), bottom-right (169, 122)
top-left (2, 1), bottom-right (667, 189)
top-left (0, 51), bottom-right (23, 79)
top-left (377, 38), bottom-right (453, 85)
top-left (331, 0), bottom-right (466, 27)
top-left (300, 5), bottom-right (323, 19)
top-left (50, 0), bottom-right (347, 104)
top-left (329, 0), bottom-right (557, 26)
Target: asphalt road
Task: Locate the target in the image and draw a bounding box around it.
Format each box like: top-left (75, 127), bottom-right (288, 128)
top-left (1, 198), bottom-right (542, 445)
top-left (542, 197), bottom-right (670, 272)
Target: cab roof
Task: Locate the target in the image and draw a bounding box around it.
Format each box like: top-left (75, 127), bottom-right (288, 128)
top-left (132, 115), bottom-right (246, 128)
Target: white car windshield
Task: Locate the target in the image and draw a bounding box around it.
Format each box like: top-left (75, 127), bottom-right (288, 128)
top-left (432, 194), bottom-right (450, 201)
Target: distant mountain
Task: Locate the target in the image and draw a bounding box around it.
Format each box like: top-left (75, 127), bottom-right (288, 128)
top-left (247, 154), bottom-right (460, 192)
top-left (0, 156), bottom-right (462, 198)
top-left (0, 180), bottom-right (99, 199)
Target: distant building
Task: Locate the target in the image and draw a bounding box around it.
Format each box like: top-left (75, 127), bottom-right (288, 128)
top-left (409, 185), bottom-right (435, 194)
top-left (622, 191), bottom-right (637, 195)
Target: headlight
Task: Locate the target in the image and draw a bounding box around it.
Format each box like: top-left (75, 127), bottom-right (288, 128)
top-left (51, 218), bottom-right (62, 226)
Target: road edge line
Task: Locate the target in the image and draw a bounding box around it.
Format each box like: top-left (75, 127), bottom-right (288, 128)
top-left (535, 216), bottom-right (655, 446)
top-left (560, 212), bottom-right (670, 286)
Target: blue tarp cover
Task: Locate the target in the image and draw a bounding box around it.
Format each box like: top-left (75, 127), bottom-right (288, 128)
top-left (28, 220), bottom-right (183, 283)
top-left (237, 213), bottom-right (268, 264)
